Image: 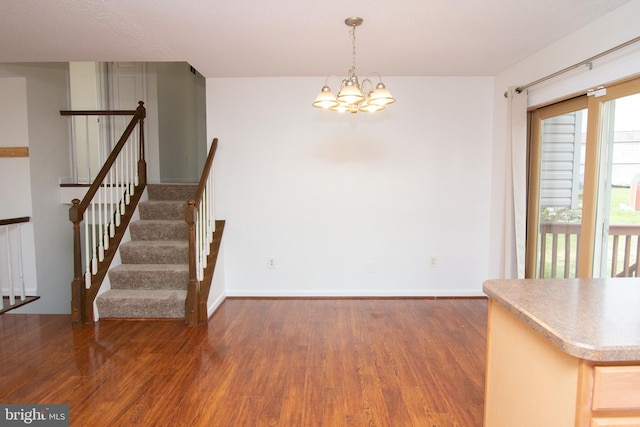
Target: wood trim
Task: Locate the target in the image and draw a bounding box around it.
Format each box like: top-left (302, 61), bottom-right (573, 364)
top-left (526, 111), bottom-right (542, 278)
top-left (526, 96), bottom-right (588, 278)
top-left (0, 296), bottom-right (40, 314)
top-left (0, 147), bottom-right (29, 157)
top-left (60, 109), bottom-right (136, 116)
top-left (197, 219), bottom-right (226, 324)
top-left (576, 359), bottom-right (597, 427)
top-left (578, 94), bottom-right (604, 277)
top-left (185, 138), bottom-right (219, 326)
top-left (0, 216), bottom-right (30, 226)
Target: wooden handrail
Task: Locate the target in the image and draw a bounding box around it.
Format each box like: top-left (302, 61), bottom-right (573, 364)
top-left (60, 109), bottom-right (137, 116)
top-left (67, 101), bottom-right (147, 325)
top-left (193, 139), bottom-right (218, 208)
top-left (185, 138), bottom-right (221, 326)
top-left (67, 102), bottom-right (146, 216)
top-left (0, 217), bottom-right (30, 226)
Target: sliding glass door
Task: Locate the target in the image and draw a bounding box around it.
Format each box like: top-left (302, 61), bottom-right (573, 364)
top-left (527, 77), bottom-right (640, 278)
top-left (593, 86), bottom-right (640, 277)
top-left (527, 98), bottom-right (588, 278)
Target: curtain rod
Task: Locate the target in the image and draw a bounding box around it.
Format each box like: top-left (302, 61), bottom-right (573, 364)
top-left (505, 35), bottom-right (640, 97)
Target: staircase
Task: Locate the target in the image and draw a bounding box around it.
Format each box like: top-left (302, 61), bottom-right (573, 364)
top-left (96, 184), bottom-right (197, 319)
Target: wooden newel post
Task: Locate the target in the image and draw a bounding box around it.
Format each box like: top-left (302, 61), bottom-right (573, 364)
top-left (185, 200), bottom-right (200, 326)
top-left (69, 199), bottom-right (87, 325)
top-left (137, 101), bottom-right (147, 188)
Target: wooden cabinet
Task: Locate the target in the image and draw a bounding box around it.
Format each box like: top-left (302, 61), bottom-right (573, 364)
top-left (592, 366), bottom-right (640, 411)
top-left (484, 300), bottom-right (640, 427)
top-left (590, 417), bottom-right (640, 426)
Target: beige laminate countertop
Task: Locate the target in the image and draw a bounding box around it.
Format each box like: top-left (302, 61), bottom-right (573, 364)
top-left (483, 278), bottom-right (640, 362)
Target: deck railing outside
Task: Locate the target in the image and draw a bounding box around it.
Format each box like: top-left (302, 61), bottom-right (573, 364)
top-left (538, 222), bottom-right (640, 278)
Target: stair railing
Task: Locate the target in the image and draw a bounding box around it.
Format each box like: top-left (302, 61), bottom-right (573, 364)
top-left (63, 102), bottom-right (147, 325)
top-left (184, 138), bottom-right (225, 326)
top-left (0, 217), bottom-right (30, 310)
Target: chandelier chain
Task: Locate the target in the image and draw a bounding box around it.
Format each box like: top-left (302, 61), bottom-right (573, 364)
top-left (311, 17), bottom-right (395, 114)
top-left (350, 25), bottom-right (357, 73)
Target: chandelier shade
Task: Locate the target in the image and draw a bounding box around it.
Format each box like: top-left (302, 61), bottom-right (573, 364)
top-left (336, 82), bottom-right (365, 105)
top-left (312, 17), bottom-right (396, 115)
top-left (312, 86), bottom-right (339, 109)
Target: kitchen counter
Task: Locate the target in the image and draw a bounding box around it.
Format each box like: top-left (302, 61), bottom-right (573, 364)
top-left (483, 278), bottom-right (640, 362)
top-left (483, 278), bottom-right (640, 427)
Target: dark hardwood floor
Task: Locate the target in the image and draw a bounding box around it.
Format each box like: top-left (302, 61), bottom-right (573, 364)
top-left (0, 298), bottom-right (487, 426)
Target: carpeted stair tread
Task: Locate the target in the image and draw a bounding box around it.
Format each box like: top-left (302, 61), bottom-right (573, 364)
top-left (109, 264), bottom-right (188, 290)
top-left (130, 219), bottom-right (188, 241)
top-left (147, 183), bottom-right (197, 201)
top-left (138, 200), bottom-right (187, 220)
top-left (120, 240), bottom-right (189, 264)
top-left (96, 289), bottom-right (187, 318)
top-left (98, 183), bottom-right (197, 321)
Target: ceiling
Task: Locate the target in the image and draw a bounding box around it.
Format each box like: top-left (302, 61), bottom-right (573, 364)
top-left (0, 0), bottom-right (632, 78)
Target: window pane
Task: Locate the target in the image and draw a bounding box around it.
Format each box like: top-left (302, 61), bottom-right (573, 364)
top-left (595, 93), bottom-right (640, 277)
top-left (536, 108), bottom-right (587, 278)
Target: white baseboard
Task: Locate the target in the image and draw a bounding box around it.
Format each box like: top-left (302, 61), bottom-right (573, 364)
top-left (225, 289), bottom-right (486, 298)
top-left (207, 291), bottom-right (227, 318)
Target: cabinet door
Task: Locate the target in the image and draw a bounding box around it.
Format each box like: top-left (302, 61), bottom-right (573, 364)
top-left (593, 366), bottom-right (640, 411)
top-left (591, 417), bottom-right (640, 427)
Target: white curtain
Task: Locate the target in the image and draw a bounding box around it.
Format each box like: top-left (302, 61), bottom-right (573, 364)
top-left (504, 87), bottom-right (528, 278)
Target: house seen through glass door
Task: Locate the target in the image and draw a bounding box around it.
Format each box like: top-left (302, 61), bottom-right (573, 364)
top-left (593, 90), bottom-right (640, 277)
top-left (527, 77), bottom-right (640, 279)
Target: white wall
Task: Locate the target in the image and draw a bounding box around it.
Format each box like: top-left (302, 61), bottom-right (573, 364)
top-left (0, 77), bottom-right (38, 298)
top-left (0, 63), bottom-right (72, 313)
top-left (208, 76), bottom-right (494, 296)
top-left (157, 62), bottom-right (207, 183)
top-left (490, 0), bottom-right (640, 279)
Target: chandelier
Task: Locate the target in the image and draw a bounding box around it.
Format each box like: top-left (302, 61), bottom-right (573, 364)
top-left (312, 17), bottom-right (396, 115)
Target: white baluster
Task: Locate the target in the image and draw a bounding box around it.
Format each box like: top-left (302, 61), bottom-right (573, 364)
top-left (133, 129), bottom-right (139, 187)
top-left (16, 224), bottom-right (25, 301)
top-left (97, 116), bottom-right (104, 176)
top-left (103, 179), bottom-right (110, 251)
top-left (124, 133), bottom-right (131, 205)
top-left (5, 226), bottom-right (13, 306)
top-left (199, 200), bottom-right (207, 275)
top-left (203, 189), bottom-right (210, 257)
top-left (85, 116), bottom-right (91, 182)
top-left (84, 216), bottom-right (91, 288)
top-left (129, 133), bottom-right (136, 196)
top-left (114, 157), bottom-right (121, 226)
top-left (98, 183), bottom-right (104, 262)
top-left (109, 168), bottom-right (115, 237)
top-left (0, 228), bottom-right (4, 310)
top-left (91, 201), bottom-right (98, 275)
top-left (70, 116), bottom-right (79, 184)
top-left (209, 169), bottom-right (215, 237)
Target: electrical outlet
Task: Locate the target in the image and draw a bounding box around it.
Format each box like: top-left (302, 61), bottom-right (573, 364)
top-left (267, 257), bottom-right (276, 269)
top-left (430, 256), bottom-right (438, 268)
top-left (367, 260), bottom-right (377, 273)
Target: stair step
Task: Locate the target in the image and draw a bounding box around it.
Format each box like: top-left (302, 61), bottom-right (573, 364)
top-left (99, 183), bottom-right (201, 320)
top-left (147, 184), bottom-right (197, 201)
top-left (139, 200), bottom-right (187, 220)
top-left (109, 264), bottom-right (188, 290)
top-left (130, 220), bottom-right (188, 241)
top-left (120, 240), bottom-right (189, 264)
top-left (96, 289), bottom-right (187, 319)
